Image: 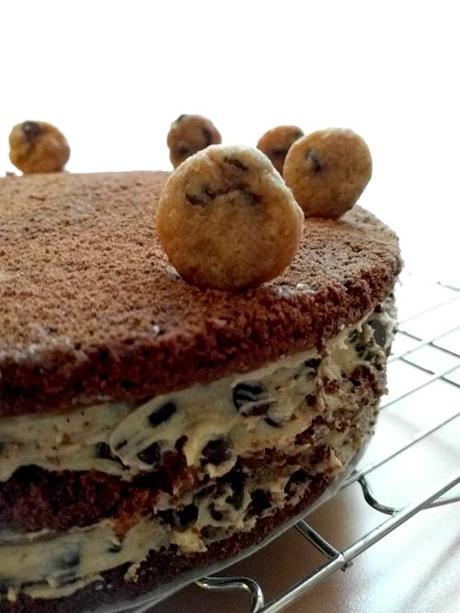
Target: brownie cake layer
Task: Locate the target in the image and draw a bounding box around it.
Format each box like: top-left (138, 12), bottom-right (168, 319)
top-left (0, 172), bottom-right (400, 415)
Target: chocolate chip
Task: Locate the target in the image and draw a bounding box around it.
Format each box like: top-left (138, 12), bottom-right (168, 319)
top-left (54, 544), bottom-right (80, 571)
top-left (148, 402), bottom-right (176, 426)
top-left (114, 439), bottom-right (127, 451)
top-left (209, 505), bottom-right (223, 522)
top-left (95, 442), bottom-right (118, 462)
top-left (244, 191), bottom-right (262, 205)
top-left (176, 143), bottom-right (190, 156)
top-left (223, 156), bottom-right (248, 171)
top-left (285, 469), bottom-right (309, 496)
top-left (204, 186), bottom-right (216, 199)
top-left (355, 343), bottom-right (367, 359)
top-left (202, 127), bottom-right (213, 146)
top-left (368, 319), bottom-right (387, 348)
top-left (304, 358), bottom-right (321, 376)
top-left (176, 503), bottom-right (198, 527)
top-left (290, 469), bottom-right (309, 484)
top-left (224, 469), bottom-right (247, 510)
top-left (186, 193), bottom-right (206, 205)
top-left (175, 435), bottom-right (187, 452)
top-left (137, 442), bottom-right (161, 465)
top-left (21, 120), bottom-right (40, 139)
top-left (232, 382), bottom-right (275, 416)
top-left (250, 489), bottom-right (271, 515)
top-left (226, 483), bottom-right (245, 510)
top-left (271, 147), bottom-right (288, 158)
top-left (305, 394), bottom-right (316, 407)
top-left (306, 149), bottom-right (322, 172)
top-left (201, 437), bottom-right (233, 466)
top-left (264, 417), bottom-right (282, 428)
top-left (348, 329), bottom-right (359, 344)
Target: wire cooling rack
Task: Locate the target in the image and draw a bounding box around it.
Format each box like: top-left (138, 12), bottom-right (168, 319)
top-left (140, 274), bottom-right (460, 613)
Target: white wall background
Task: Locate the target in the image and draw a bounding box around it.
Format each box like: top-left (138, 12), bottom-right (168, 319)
top-left (1, 0), bottom-right (458, 284)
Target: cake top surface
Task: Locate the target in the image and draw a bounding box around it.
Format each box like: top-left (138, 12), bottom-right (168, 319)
top-left (0, 171), bottom-right (401, 415)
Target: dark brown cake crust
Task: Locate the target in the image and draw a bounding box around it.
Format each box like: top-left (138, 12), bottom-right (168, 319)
top-left (0, 172), bottom-right (401, 415)
top-left (1, 472), bottom-right (332, 613)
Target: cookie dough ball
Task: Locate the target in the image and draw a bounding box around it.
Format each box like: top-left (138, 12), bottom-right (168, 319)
top-left (256, 125), bottom-right (304, 174)
top-left (156, 145), bottom-right (304, 290)
top-left (167, 114), bottom-right (221, 168)
top-left (283, 128), bottom-right (372, 218)
top-left (9, 121), bottom-right (70, 174)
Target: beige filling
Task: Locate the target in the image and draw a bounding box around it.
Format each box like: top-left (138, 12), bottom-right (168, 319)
top-left (0, 518), bottom-right (168, 601)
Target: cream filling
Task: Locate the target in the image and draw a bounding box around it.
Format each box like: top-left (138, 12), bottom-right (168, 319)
top-left (0, 308), bottom-right (391, 483)
top-left (0, 518), bottom-right (168, 601)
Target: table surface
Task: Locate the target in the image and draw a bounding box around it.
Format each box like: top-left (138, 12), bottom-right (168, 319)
top-left (152, 274), bottom-right (460, 613)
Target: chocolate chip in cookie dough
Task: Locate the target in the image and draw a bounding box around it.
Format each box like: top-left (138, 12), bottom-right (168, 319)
top-left (209, 504), bottom-right (224, 522)
top-left (148, 401), bottom-right (176, 426)
top-left (21, 120), bottom-right (41, 139)
top-left (137, 442), bottom-right (161, 465)
top-left (368, 318), bottom-right (387, 348)
top-left (285, 468), bottom-right (310, 496)
top-left (175, 503), bottom-right (199, 528)
top-left (95, 442), bottom-right (119, 462)
top-left (201, 437), bottom-right (233, 466)
top-left (264, 416), bottom-right (283, 428)
top-left (223, 155), bottom-right (249, 171)
top-left (232, 382), bottom-right (275, 416)
top-left (304, 357), bottom-right (321, 377)
top-left (52, 543), bottom-right (81, 583)
top-left (305, 150), bottom-right (322, 173)
top-left (223, 468), bottom-right (247, 510)
top-left (249, 489), bottom-right (272, 515)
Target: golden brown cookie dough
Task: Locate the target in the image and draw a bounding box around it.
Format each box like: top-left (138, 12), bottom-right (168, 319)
top-left (167, 114), bottom-right (221, 168)
top-left (9, 121), bottom-right (70, 174)
top-left (156, 145), bottom-right (304, 290)
top-left (283, 128), bottom-right (372, 218)
top-left (256, 125), bottom-right (304, 174)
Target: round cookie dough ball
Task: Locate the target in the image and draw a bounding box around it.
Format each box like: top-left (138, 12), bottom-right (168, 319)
top-left (9, 120), bottom-right (70, 174)
top-left (283, 128), bottom-right (372, 218)
top-left (256, 125), bottom-right (304, 174)
top-left (156, 145), bottom-right (304, 290)
top-left (167, 114), bottom-right (222, 168)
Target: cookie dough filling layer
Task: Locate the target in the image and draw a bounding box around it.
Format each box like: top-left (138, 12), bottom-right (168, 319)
top-left (0, 303), bottom-right (394, 484)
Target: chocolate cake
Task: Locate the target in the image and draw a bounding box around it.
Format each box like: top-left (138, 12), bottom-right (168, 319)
top-left (0, 171), bottom-right (401, 611)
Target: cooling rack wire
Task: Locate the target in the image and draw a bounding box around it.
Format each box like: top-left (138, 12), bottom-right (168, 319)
top-left (134, 274), bottom-right (460, 613)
